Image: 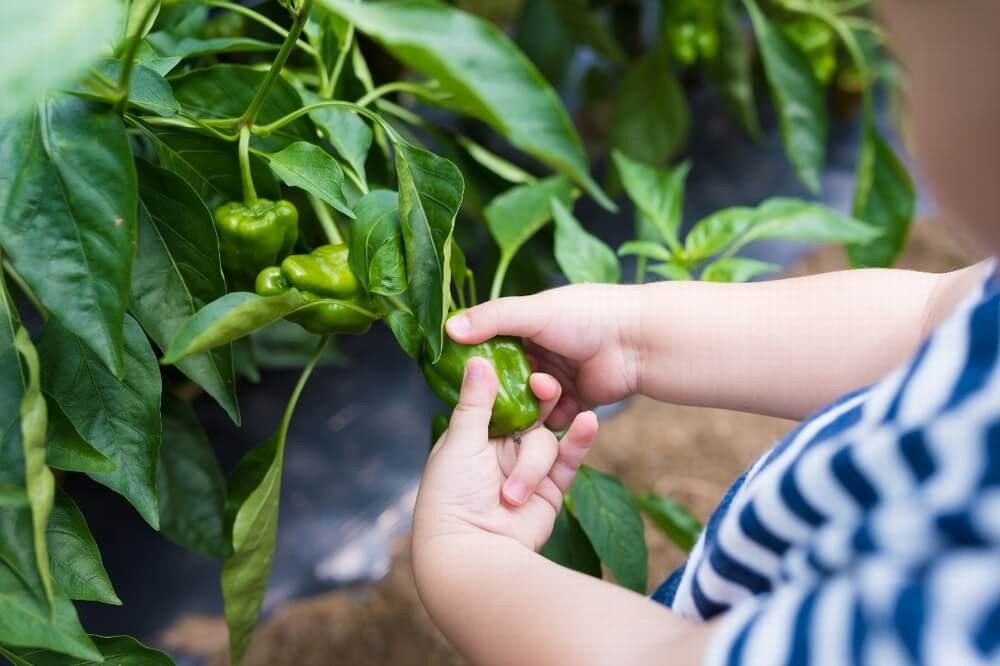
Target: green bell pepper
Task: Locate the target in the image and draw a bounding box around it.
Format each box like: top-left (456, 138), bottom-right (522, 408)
top-left (214, 199), bottom-right (299, 289)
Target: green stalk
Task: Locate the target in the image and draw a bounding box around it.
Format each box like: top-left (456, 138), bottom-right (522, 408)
top-left (489, 252), bottom-right (513, 301)
top-left (355, 81), bottom-right (442, 108)
top-left (323, 24), bottom-right (355, 98)
top-left (253, 100), bottom-right (401, 142)
top-left (238, 126), bottom-right (258, 205)
top-left (634, 256), bottom-right (648, 284)
top-left (279, 336), bottom-right (330, 439)
top-left (202, 0), bottom-right (318, 56)
top-left (309, 194), bottom-right (344, 245)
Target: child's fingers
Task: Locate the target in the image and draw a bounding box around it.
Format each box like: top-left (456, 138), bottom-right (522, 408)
top-left (446, 295), bottom-right (550, 344)
top-left (546, 395), bottom-right (581, 432)
top-left (548, 411), bottom-right (599, 493)
top-left (530, 373), bottom-right (562, 424)
top-left (446, 357), bottom-right (498, 443)
top-left (502, 428), bottom-right (559, 506)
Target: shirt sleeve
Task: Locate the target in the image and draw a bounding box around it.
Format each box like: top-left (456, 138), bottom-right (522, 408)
top-left (704, 548), bottom-right (1000, 666)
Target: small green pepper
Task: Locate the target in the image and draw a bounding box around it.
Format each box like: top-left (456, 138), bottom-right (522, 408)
top-left (214, 199), bottom-right (299, 289)
top-left (254, 244), bottom-right (379, 335)
top-left (421, 315), bottom-right (540, 438)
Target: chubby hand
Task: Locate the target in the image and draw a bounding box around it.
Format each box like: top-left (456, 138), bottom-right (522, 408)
top-left (413, 356), bottom-right (599, 552)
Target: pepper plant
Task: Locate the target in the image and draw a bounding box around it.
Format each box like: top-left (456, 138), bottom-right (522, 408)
top-left (1, 0), bottom-right (910, 663)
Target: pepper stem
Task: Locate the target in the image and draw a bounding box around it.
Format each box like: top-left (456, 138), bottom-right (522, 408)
top-left (238, 126), bottom-right (258, 206)
top-left (309, 194), bottom-right (344, 245)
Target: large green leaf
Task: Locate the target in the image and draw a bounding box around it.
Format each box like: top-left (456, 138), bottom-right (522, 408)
top-left (610, 48), bottom-right (689, 168)
top-left (707, 2), bottom-right (761, 139)
top-left (847, 119), bottom-right (915, 267)
top-left (40, 317), bottom-right (162, 529)
top-left (540, 505), bottom-right (602, 578)
top-left (350, 190), bottom-right (406, 296)
top-left (158, 396), bottom-right (229, 561)
top-left (45, 400), bottom-right (115, 475)
top-left (569, 466), bottom-right (647, 592)
top-left (745, 0), bottom-right (826, 193)
top-left (551, 199), bottom-right (620, 284)
top-left (2, 634), bottom-right (173, 665)
top-left (222, 339), bottom-right (327, 665)
top-left (170, 65), bottom-right (315, 152)
top-left (69, 59), bottom-right (181, 118)
top-left (635, 493), bottom-right (702, 553)
top-left (0, 0), bottom-right (123, 120)
top-left (612, 151), bottom-right (690, 250)
top-left (258, 142), bottom-right (354, 218)
top-left (0, 97), bottom-right (137, 377)
top-left (395, 142), bottom-right (464, 362)
top-left (47, 490), bottom-right (119, 605)
top-left (485, 176), bottom-right (575, 258)
top-left (319, 0), bottom-right (612, 209)
top-left (301, 89), bottom-right (372, 190)
top-left (131, 160), bottom-right (239, 424)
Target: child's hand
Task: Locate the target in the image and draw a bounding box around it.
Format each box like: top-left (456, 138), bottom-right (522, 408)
top-left (445, 284), bottom-right (642, 429)
top-left (413, 357), bottom-right (599, 552)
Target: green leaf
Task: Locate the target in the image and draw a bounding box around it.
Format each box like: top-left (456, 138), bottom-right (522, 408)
top-left (701, 257), bottom-right (781, 283)
top-left (222, 339), bottom-right (327, 665)
top-left (847, 120), bottom-right (915, 267)
top-left (684, 207), bottom-right (757, 260)
top-left (0, 484), bottom-right (28, 509)
top-left (141, 126), bottom-right (281, 208)
top-left (569, 466), bottom-right (647, 592)
top-left (259, 142), bottom-right (354, 218)
top-left (617, 241), bottom-right (673, 262)
top-left (744, 0), bottom-right (826, 193)
top-left (2, 634), bottom-right (173, 665)
top-left (40, 316), bottom-right (162, 529)
top-left (610, 48), bottom-right (689, 168)
top-left (745, 198), bottom-right (881, 246)
top-left (45, 400), bottom-right (115, 475)
top-left (171, 65), bottom-right (315, 151)
top-left (648, 262), bottom-right (693, 281)
top-left (0, 562), bottom-right (100, 661)
top-left (69, 59), bottom-right (181, 118)
top-left (385, 308), bottom-right (422, 361)
top-left (551, 199), bottom-right (620, 284)
top-left (456, 136), bottom-right (537, 185)
top-left (0, 97), bottom-right (137, 377)
top-left (131, 160), bottom-right (239, 425)
top-left (485, 176), bottom-right (575, 258)
top-left (47, 489), bottom-right (119, 605)
top-left (514, 0), bottom-right (575, 85)
top-left (635, 493), bottom-right (702, 553)
top-left (540, 505), bottom-right (602, 578)
top-left (158, 395), bottom-right (230, 561)
top-left (0, 0), bottom-right (123, 120)
top-left (301, 89), bottom-right (372, 190)
top-left (126, 0), bottom-right (161, 41)
top-left (707, 2), bottom-right (761, 139)
top-left (135, 42), bottom-right (183, 77)
top-left (146, 32), bottom-right (279, 59)
top-left (350, 191), bottom-right (406, 296)
top-left (395, 142), bottom-right (465, 362)
top-left (612, 151), bottom-right (690, 249)
top-left (550, 0), bottom-right (625, 64)
top-left (318, 0), bottom-right (612, 210)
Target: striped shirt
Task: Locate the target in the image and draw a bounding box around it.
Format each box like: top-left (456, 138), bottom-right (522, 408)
top-left (652, 263), bottom-right (1000, 665)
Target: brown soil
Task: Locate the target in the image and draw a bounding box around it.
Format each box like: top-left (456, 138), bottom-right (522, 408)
top-left (161, 223), bottom-right (976, 665)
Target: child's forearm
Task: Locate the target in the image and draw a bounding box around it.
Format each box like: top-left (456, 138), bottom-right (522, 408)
top-left (412, 532), bottom-right (714, 666)
top-left (635, 264), bottom-right (985, 420)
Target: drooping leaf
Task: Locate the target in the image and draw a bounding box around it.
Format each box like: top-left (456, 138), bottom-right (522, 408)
top-left (485, 176), bottom-right (575, 258)
top-left (259, 142), bottom-right (354, 218)
top-left (40, 317), bottom-right (162, 529)
top-left (131, 160), bottom-right (239, 424)
top-left (350, 191), bottom-right (406, 296)
top-left (540, 505), bottom-right (602, 578)
top-left (385, 308), bottom-right (423, 361)
top-left (701, 257), bottom-right (781, 283)
top-left (146, 32), bottom-right (279, 59)
top-left (636, 493), bottom-right (702, 553)
top-left (69, 59), bottom-right (181, 118)
top-left (551, 199), bottom-right (620, 284)
top-left (318, 0), bottom-right (612, 210)
top-left (1, 634), bottom-right (173, 665)
top-left (612, 151), bottom-right (690, 249)
top-left (47, 490), bottom-right (119, 605)
top-left (45, 400), bottom-right (115, 475)
top-left (395, 142), bottom-right (464, 362)
top-left (222, 339), bottom-right (327, 665)
top-left (707, 2), bottom-right (761, 138)
top-left (569, 466), bottom-right (647, 592)
top-left (610, 48), bottom-right (689, 168)
top-left (0, 96), bottom-right (137, 377)
top-left (847, 119), bottom-right (915, 267)
top-left (301, 89), bottom-right (372, 190)
top-left (745, 0), bottom-right (826, 193)
top-left (0, 0), bottom-right (123, 120)
top-left (158, 396), bottom-right (229, 561)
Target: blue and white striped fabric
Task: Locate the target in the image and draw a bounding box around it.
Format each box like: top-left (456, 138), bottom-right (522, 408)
top-left (652, 263), bottom-right (1000, 665)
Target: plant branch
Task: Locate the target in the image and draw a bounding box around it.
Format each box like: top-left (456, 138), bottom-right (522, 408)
top-left (238, 126), bottom-right (258, 205)
top-left (323, 24), bottom-right (355, 98)
top-left (355, 80), bottom-right (443, 108)
top-left (309, 194), bottom-right (344, 244)
top-left (201, 0), bottom-right (318, 56)
top-left (489, 252), bottom-right (513, 301)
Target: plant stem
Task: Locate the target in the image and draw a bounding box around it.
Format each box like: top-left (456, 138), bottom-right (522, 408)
top-left (239, 0), bottom-right (315, 127)
top-left (634, 257), bottom-right (647, 284)
top-left (466, 270), bottom-right (478, 307)
top-left (278, 336), bottom-right (329, 442)
top-left (115, 0), bottom-right (161, 113)
top-left (202, 0), bottom-right (318, 56)
top-left (355, 80), bottom-right (441, 108)
top-left (489, 252), bottom-right (513, 301)
top-left (323, 24), bottom-right (355, 98)
top-left (309, 194), bottom-right (344, 244)
top-left (238, 126), bottom-right (258, 205)
top-left (133, 114), bottom-right (239, 141)
top-left (253, 100), bottom-right (400, 142)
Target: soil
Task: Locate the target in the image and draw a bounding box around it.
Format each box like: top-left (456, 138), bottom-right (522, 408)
top-left (160, 222), bottom-right (977, 665)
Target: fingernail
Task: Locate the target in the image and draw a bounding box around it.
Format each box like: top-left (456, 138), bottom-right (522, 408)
top-left (505, 481), bottom-right (528, 504)
top-left (447, 315), bottom-right (471, 336)
top-left (466, 357), bottom-right (485, 380)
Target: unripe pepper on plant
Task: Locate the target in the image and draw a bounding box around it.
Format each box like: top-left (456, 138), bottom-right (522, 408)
top-left (214, 199), bottom-right (299, 289)
top-left (421, 312), bottom-right (540, 438)
top-left (255, 244), bottom-right (380, 335)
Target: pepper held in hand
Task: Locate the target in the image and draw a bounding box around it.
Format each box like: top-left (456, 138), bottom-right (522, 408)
top-left (255, 244), bottom-right (379, 335)
top-left (421, 323), bottom-right (540, 438)
top-left (214, 199), bottom-right (299, 288)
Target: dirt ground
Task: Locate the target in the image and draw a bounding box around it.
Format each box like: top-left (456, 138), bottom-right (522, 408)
top-left (161, 222), bottom-right (976, 665)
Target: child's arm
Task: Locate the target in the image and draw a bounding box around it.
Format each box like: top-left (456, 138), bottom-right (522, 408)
top-left (447, 264), bottom-right (986, 422)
